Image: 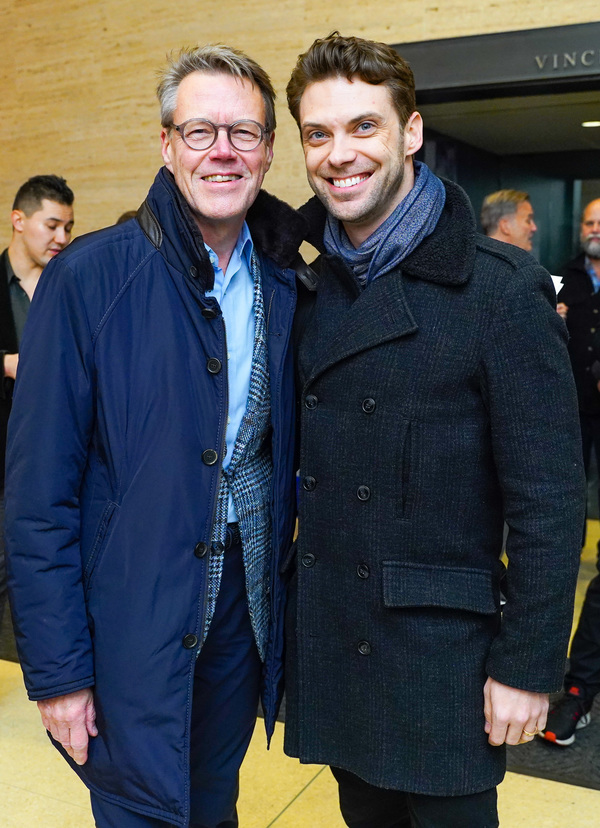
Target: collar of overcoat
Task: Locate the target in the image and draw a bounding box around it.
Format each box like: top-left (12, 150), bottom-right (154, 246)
top-left (297, 178), bottom-right (477, 386)
top-left (137, 167), bottom-right (308, 292)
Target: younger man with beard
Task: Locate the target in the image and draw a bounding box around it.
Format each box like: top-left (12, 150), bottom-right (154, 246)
top-left (541, 198), bottom-right (600, 747)
top-left (283, 33), bottom-right (584, 826)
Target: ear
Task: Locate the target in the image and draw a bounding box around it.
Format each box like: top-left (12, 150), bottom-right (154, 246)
top-left (10, 209), bottom-right (25, 234)
top-left (404, 111), bottom-right (423, 157)
top-left (497, 215), bottom-right (513, 240)
top-left (264, 130), bottom-right (275, 172)
top-left (160, 128), bottom-right (174, 172)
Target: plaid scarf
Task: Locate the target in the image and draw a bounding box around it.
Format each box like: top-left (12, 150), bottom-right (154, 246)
top-left (203, 251), bottom-right (272, 660)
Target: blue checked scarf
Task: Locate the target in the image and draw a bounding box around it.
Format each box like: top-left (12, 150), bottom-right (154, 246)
top-left (203, 251), bottom-right (272, 660)
top-left (323, 160), bottom-right (446, 287)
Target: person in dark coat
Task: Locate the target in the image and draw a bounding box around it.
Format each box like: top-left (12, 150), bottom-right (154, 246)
top-left (540, 198), bottom-right (600, 747)
top-left (5, 46), bottom-right (304, 828)
top-left (0, 175), bottom-right (74, 630)
top-left (282, 33), bottom-right (585, 827)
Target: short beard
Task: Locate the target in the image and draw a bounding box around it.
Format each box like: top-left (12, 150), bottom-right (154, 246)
top-left (582, 236), bottom-right (600, 259)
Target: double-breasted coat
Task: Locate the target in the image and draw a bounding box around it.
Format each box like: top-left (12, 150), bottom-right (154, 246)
top-left (284, 181), bottom-right (585, 795)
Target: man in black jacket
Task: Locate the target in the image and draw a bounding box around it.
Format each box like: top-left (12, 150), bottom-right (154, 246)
top-left (541, 198), bottom-right (600, 747)
top-left (283, 33), bottom-right (584, 827)
top-left (0, 175), bottom-right (74, 629)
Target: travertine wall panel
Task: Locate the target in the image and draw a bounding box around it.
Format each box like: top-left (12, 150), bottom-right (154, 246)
top-left (0, 1), bottom-right (597, 245)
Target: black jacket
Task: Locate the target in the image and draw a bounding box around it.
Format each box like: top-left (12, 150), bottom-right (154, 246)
top-left (559, 252), bottom-right (600, 415)
top-left (284, 181), bottom-right (584, 795)
top-left (0, 249), bottom-right (19, 485)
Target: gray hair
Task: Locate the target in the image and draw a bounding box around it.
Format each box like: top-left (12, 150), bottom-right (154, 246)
top-left (480, 189), bottom-right (530, 235)
top-left (157, 44), bottom-right (276, 132)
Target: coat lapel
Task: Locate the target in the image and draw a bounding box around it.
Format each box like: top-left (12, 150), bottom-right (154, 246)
top-left (304, 260), bottom-right (418, 389)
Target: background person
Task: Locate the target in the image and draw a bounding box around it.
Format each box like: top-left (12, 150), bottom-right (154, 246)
top-left (0, 174), bottom-right (74, 631)
top-left (480, 188), bottom-right (537, 252)
top-left (541, 198), bottom-right (600, 747)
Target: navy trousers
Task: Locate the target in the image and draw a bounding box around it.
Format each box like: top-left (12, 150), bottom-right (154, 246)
top-left (92, 538), bottom-right (262, 828)
top-left (331, 767), bottom-right (499, 828)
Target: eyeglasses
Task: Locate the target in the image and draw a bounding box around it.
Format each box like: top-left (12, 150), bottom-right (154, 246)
top-left (171, 119), bottom-right (270, 152)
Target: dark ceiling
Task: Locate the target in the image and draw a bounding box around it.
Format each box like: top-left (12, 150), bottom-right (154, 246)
top-left (419, 89), bottom-right (600, 156)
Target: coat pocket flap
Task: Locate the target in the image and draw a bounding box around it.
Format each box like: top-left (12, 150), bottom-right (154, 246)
top-left (382, 561), bottom-right (497, 614)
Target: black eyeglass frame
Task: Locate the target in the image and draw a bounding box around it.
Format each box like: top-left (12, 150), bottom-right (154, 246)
top-left (170, 118), bottom-right (271, 152)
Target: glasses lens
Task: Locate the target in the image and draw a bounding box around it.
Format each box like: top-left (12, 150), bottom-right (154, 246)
top-left (229, 121), bottom-right (263, 150)
top-left (182, 121), bottom-right (216, 150)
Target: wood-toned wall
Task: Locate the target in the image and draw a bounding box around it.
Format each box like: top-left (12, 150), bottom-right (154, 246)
top-left (1, 2), bottom-right (598, 246)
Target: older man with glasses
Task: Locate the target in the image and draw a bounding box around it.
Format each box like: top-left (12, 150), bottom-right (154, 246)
top-left (5, 45), bottom-right (304, 828)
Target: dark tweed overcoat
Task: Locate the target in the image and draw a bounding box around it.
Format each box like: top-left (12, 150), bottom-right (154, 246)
top-left (284, 181), bottom-right (586, 796)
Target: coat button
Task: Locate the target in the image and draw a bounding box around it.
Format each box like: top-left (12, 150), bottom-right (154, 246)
top-left (357, 563), bottom-right (370, 579)
top-left (358, 640), bottom-right (371, 656)
top-left (595, 309), bottom-right (599, 314)
top-left (213, 540), bottom-right (225, 552)
top-left (305, 395), bottom-right (318, 409)
top-left (190, 266), bottom-right (198, 279)
top-left (201, 307), bottom-right (218, 319)
top-left (588, 346), bottom-right (594, 352)
top-left (194, 542), bottom-right (208, 558)
top-left (302, 553), bottom-right (316, 567)
top-left (183, 634), bottom-right (198, 649)
top-left (362, 398), bottom-right (376, 414)
top-left (207, 357), bottom-right (222, 374)
top-left (357, 485), bottom-right (371, 501)
top-left (202, 449), bottom-right (218, 465)
top-left (302, 476), bottom-right (317, 491)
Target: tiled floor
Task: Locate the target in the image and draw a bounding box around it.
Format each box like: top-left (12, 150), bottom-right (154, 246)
top-left (2, 524), bottom-right (600, 827)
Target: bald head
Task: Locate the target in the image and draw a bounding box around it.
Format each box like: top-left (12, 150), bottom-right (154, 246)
top-left (581, 199), bottom-right (600, 260)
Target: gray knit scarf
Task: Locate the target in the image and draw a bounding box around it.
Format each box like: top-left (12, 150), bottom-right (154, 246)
top-left (323, 160), bottom-right (446, 286)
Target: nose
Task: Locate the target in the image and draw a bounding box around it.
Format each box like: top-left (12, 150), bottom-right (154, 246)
top-left (531, 220), bottom-right (538, 233)
top-left (208, 127), bottom-right (237, 159)
top-left (54, 226), bottom-right (70, 246)
top-left (327, 134), bottom-right (357, 168)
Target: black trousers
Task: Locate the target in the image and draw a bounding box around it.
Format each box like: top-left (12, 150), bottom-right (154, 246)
top-left (565, 412), bottom-right (600, 700)
top-left (331, 767), bottom-right (499, 828)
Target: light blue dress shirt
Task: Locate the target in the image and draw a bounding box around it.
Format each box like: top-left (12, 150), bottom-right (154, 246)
top-left (205, 222), bottom-right (255, 522)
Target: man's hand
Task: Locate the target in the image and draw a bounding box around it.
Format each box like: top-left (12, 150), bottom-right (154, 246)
top-left (483, 676), bottom-right (548, 746)
top-left (4, 353), bottom-right (18, 379)
top-left (37, 688), bottom-right (98, 765)
top-left (556, 302), bottom-right (568, 319)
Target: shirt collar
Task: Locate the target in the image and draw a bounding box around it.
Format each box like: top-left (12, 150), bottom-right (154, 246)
top-left (204, 221), bottom-right (254, 278)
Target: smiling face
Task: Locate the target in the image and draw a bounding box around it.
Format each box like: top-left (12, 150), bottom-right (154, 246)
top-left (161, 71), bottom-right (274, 241)
top-left (299, 75), bottom-right (423, 247)
top-left (11, 199), bottom-right (74, 269)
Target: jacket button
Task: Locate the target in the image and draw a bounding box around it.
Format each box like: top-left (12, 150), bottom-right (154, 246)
top-left (588, 346), bottom-right (593, 352)
top-left (302, 476), bottom-right (317, 491)
top-left (190, 266), bottom-right (198, 278)
top-left (207, 357), bottom-right (222, 374)
top-left (213, 540), bottom-right (225, 552)
top-left (202, 449), bottom-right (218, 465)
top-left (358, 640), bottom-right (371, 656)
top-left (194, 542), bottom-right (208, 558)
top-left (357, 485), bottom-right (371, 501)
top-left (305, 394), bottom-right (318, 409)
top-left (357, 563), bottom-right (370, 579)
top-left (595, 309), bottom-right (599, 314)
top-left (302, 553), bottom-right (316, 567)
top-left (201, 307), bottom-right (218, 319)
top-left (183, 634), bottom-right (198, 649)
top-left (362, 398), bottom-right (376, 414)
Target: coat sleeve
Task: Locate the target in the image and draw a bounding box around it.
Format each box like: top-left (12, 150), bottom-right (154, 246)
top-left (481, 262), bottom-right (586, 693)
top-left (5, 257), bottom-right (96, 701)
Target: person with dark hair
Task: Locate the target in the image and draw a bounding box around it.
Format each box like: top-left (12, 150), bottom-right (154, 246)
top-left (283, 32), bottom-right (584, 827)
top-left (5, 45), bottom-right (303, 827)
top-left (540, 197), bottom-right (600, 747)
top-left (0, 174), bottom-right (74, 630)
top-left (480, 189), bottom-right (537, 252)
